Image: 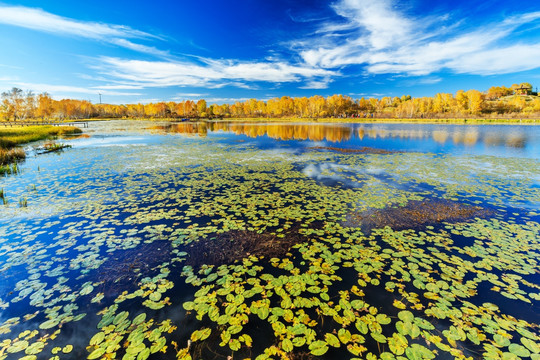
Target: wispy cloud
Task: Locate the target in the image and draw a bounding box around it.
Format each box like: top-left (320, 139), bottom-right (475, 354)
top-left (0, 76), bottom-right (18, 82)
top-left (172, 93), bottom-right (208, 100)
top-left (205, 97), bottom-right (252, 104)
top-left (297, 0), bottom-right (540, 76)
top-left (0, 5), bottom-right (168, 56)
top-left (418, 77), bottom-right (442, 85)
top-left (299, 79), bottom-right (333, 89)
top-left (94, 56), bottom-right (337, 88)
top-left (9, 82), bottom-right (141, 96)
top-left (91, 84), bottom-right (145, 90)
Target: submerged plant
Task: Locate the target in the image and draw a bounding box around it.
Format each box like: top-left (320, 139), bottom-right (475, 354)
top-left (0, 188), bottom-right (6, 206)
top-left (0, 162), bottom-right (19, 175)
top-left (18, 197), bottom-right (27, 207)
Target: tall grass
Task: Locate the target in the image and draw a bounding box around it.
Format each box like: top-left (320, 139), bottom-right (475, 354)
top-left (0, 126), bottom-right (82, 148)
top-left (0, 147), bottom-right (25, 165)
top-left (0, 125), bottom-right (82, 165)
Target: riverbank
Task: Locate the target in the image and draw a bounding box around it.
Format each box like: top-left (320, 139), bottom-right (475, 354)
top-left (66, 117), bottom-right (539, 125)
top-left (0, 125), bottom-right (82, 165)
top-left (215, 117), bottom-right (540, 124)
top-left (0, 125), bottom-right (82, 148)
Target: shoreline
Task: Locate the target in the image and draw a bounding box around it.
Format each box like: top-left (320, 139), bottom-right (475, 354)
top-left (0, 117), bottom-right (540, 126)
top-left (5, 117), bottom-right (537, 125)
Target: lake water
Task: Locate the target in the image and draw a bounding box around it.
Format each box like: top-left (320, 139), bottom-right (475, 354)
top-left (0, 120), bottom-right (538, 360)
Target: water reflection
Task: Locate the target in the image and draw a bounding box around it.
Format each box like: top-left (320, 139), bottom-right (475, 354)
top-left (151, 121), bottom-right (529, 150)
top-left (151, 122), bottom-right (354, 142)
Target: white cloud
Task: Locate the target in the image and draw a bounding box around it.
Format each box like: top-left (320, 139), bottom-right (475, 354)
top-left (91, 84), bottom-right (145, 90)
top-left (297, 0), bottom-right (540, 76)
top-left (0, 5), bottom-right (167, 56)
top-left (299, 79), bottom-right (332, 89)
top-left (95, 57), bottom-right (337, 88)
top-left (10, 82), bottom-right (141, 96)
top-left (330, 0), bottom-right (413, 50)
top-left (205, 97), bottom-right (251, 104)
top-left (418, 77), bottom-right (442, 85)
top-left (446, 45), bottom-right (540, 75)
top-left (0, 76), bottom-right (18, 82)
top-left (172, 93), bottom-right (208, 100)
top-left (108, 38), bottom-right (169, 57)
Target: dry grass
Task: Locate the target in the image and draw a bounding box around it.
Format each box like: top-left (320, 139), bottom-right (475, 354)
top-left (0, 147), bottom-right (25, 165)
top-left (0, 125), bottom-right (81, 165)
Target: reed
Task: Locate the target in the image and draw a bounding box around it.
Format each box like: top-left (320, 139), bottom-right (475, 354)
top-left (37, 142), bottom-right (72, 154)
top-left (0, 163), bottom-right (19, 175)
top-left (0, 147), bottom-right (25, 165)
top-left (0, 126), bottom-right (82, 149)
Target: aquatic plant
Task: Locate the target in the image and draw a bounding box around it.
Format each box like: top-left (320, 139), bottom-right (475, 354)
top-left (0, 123), bottom-right (537, 360)
top-left (35, 142), bottom-right (72, 154)
top-left (0, 162), bottom-right (19, 176)
top-left (18, 197), bottom-right (27, 208)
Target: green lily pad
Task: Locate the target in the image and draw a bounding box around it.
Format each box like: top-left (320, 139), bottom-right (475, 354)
top-left (282, 338), bottom-right (293, 352)
top-left (309, 340), bottom-right (329, 356)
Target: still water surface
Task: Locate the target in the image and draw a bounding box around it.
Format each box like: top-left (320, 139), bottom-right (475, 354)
top-left (0, 121), bottom-right (538, 360)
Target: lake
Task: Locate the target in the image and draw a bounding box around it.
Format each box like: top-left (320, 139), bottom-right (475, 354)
top-left (0, 120), bottom-right (538, 360)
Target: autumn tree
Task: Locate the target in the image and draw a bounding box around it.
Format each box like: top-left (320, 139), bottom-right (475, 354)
top-left (465, 90), bottom-right (484, 115)
top-left (455, 90), bottom-right (468, 113)
top-left (486, 86), bottom-right (512, 100)
top-left (1, 82), bottom-right (537, 121)
top-left (196, 99), bottom-right (207, 117)
top-left (1, 87), bottom-right (24, 120)
top-left (308, 95), bottom-right (326, 117)
top-left (36, 93), bottom-right (54, 119)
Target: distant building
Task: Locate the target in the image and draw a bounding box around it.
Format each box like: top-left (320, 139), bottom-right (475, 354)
top-left (513, 85), bottom-right (532, 95)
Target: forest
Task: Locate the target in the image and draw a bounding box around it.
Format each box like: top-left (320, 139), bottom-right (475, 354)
top-left (1, 83), bottom-right (538, 121)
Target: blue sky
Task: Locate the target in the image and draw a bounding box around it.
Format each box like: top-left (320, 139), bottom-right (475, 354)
top-left (0, 0), bottom-right (539, 104)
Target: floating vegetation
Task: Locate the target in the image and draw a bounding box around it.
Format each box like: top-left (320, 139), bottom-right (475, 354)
top-left (35, 142), bottom-right (72, 154)
top-left (180, 218), bottom-right (540, 360)
top-left (185, 225), bottom-right (311, 269)
top-left (346, 199), bottom-right (492, 233)
top-left (309, 146), bottom-right (397, 154)
top-left (94, 241), bottom-right (174, 297)
top-left (0, 121), bottom-right (537, 360)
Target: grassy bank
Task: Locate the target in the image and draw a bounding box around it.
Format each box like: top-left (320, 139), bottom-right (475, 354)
top-left (0, 125), bottom-right (82, 149)
top-left (0, 125), bottom-right (82, 165)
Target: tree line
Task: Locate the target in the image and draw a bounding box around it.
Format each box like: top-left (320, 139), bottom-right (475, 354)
top-left (1, 83), bottom-right (538, 121)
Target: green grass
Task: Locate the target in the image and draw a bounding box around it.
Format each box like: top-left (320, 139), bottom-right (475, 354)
top-left (0, 162), bottom-right (19, 175)
top-left (0, 125), bottom-right (82, 149)
top-left (0, 125), bottom-right (82, 165)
